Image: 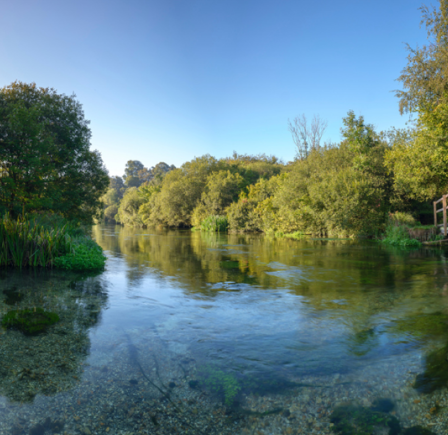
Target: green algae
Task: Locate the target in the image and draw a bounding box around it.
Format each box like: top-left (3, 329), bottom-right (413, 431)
top-left (414, 342), bottom-right (448, 394)
top-left (1, 307), bottom-right (59, 335)
top-left (330, 404), bottom-right (401, 435)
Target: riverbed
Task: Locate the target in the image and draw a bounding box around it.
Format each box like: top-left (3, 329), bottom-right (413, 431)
top-left (1, 225), bottom-right (448, 434)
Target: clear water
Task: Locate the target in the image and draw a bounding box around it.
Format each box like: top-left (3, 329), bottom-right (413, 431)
top-left (1, 225), bottom-right (448, 434)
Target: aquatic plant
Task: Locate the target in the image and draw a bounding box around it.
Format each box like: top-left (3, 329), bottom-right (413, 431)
top-left (0, 214), bottom-right (106, 270)
top-left (198, 365), bottom-right (241, 407)
top-left (200, 215), bottom-right (229, 232)
top-left (381, 223), bottom-right (422, 247)
top-left (53, 238), bottom-right (106, 270)
top-left (0, 214), bottom-right (72, 267)
top-left (1, 308), bottom-right (59, 335)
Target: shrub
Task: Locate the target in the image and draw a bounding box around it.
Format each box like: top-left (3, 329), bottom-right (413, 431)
top-left (200, 215), bottom-right (229, 232)
top-left (388, 211), bottom-right (417, 227)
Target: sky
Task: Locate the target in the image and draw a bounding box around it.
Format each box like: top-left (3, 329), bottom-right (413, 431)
top-left (0, 0), bottom-right (429, 177)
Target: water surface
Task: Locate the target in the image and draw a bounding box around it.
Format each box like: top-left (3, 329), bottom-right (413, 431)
top-left (1, 225), bottom-right (448, 434)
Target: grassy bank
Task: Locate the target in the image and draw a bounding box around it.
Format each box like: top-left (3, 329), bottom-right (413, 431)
top-left (0, 214), bottom-right (106, 270)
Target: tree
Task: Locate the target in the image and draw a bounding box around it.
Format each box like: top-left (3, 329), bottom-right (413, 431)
top-left (109, 176), bottom-right (125, 199)
top-left (123, 160), bottom-right (145, 187)
top-left (288, 114), bottom-right (328, 160)
top-left (396, 0), bottom-right (448, 115)
top-left (0, 82), bottom-right (109, 221)
top-left (387, 0), bottom-right (448, 200)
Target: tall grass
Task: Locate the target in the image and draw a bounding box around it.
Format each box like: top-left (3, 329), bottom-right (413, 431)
top-left (0, 214), bottom-right (73, 267)
top-left (0, 214), bottom-right (106, 269)
top-left (200, 215), bottom-right (229, 232)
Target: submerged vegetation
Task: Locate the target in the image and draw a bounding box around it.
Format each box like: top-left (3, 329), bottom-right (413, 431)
top-left (1, 308), bottom-right (59, 335)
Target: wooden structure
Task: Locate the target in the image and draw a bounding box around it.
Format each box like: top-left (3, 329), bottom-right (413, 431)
top-left (433, 194), bottom-right (448, 236)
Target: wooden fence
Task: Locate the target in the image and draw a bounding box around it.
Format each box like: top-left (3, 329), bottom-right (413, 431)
top-left (433, 194), bottom-right (448, 236)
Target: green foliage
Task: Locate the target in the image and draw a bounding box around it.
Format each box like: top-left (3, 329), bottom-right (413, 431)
top-left (0, 81), bottom-right (109, 222)
top-left (116, 187), bottom-right (145, 227)
top-left (191, 170), bottom-right (244, 226)
top-left (1, 308), bottom-right (59, 335)
top-left (53, 238), bottom-right (106, 270)
top-left (104, 204), bottom-right (119, 223)
top-left (388, 211), bottom-right (417, 227)
top-left (381, 224), bottom-right (422, 247)
top-left (0, 214), bottom-right (72, 267)
top-left (387, 2), bottom-right (448, 201)
top-left (123, 160), bottom-right (144, 187)
top-left (0, 214), bottom-right (105, 270)
top-left (199, 215), bottom-right (228, 232)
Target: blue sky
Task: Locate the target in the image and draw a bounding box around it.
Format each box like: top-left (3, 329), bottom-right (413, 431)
top-left (1, 0), bottom-right (428, 176)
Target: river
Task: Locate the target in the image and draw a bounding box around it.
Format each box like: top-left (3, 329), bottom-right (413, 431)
top-left (0, 225), bottom-right (447, 434)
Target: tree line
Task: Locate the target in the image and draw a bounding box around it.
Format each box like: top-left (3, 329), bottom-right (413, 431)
top-left (2, 1), bottom-right (448, 238)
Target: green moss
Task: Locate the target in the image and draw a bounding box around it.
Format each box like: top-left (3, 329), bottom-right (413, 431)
top-left (389, 312), bottom-right (448, 339)
top-left (330, 405), bottom-right (401, 435)
top-left (1, 308), bottom-right (59, 335)
top-left (414, 342), bottom-right (448, 394)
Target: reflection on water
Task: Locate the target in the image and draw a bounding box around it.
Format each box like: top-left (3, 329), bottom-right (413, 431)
top-left (0, 225), bottom-right (447, 434)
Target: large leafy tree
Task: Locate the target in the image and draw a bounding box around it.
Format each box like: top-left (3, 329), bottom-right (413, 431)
top-left (387, 1), bottom-right (448, 200)
top-left (0, 82), bottom-right (109, 221)
top-left (123, 160), bottom-right (145, 187)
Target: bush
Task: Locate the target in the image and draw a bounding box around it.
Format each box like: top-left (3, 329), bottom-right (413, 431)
top-left (388, 211), bottom-right (417, 227)
top-left (53, 238), bottom-right (106, 270)
top-left (200, 215), bottom-right (229, 232)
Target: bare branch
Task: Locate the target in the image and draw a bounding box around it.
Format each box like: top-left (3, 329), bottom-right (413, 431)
top-left (288, 114), bottom-right (328, 160)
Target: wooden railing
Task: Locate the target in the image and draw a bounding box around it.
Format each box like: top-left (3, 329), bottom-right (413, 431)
top-left (433, 194), bottom-right (448, 236)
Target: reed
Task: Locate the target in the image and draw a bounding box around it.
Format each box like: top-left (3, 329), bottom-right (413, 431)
top-left (200, 215), bottom-right (229, 232)
top-left (0, 214), bottom-right (72, 268)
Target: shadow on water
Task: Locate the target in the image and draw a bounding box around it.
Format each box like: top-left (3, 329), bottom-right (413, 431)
top-left (0, 268), bottom-right (108, 403)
